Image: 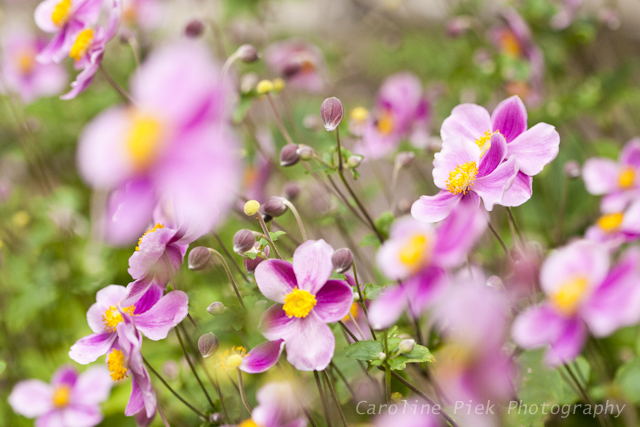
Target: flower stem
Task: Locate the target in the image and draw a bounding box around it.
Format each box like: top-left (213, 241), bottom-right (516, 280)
top-left (313, 370), bottom-right (333, 427)
top-left (487, 220), bottom-right (511, 260)
top-left (348, 312), bottom-right (367, 341)
top-left (237, 370), bottom-right (253, 414)
top-left (266, 93), bottom-right (296, 146)
top-left (507, 207), bottom-right (525, 245)
top-left (213, 232), bottom-right (251, 284)
top-left (99, 64), bottom-right (134, 104)
top-left (282, 199), bottom-right (308, 241)
top-left (175, 327), bottom-right (215, 410)
top-left (255, 214), bottom-right (284, 260)
top-left (383, 332), bottom-right (391, 402)
top-left (329, 362), bottom-right (356, 399)
top-left (322, 370), bottom-right (348, 427)
top-left (206, 248), bottom-right (247, 311)
top-left (338, 320), bottom-right (359, 342)
top-left (351, 263), bottom-right (377, 340)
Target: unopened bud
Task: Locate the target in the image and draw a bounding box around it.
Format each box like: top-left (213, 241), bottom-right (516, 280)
top-left (245, 244), bottom-right (270, 274)
top-left (198, 332), bottom-right (220, 358)
top-left (263, 196), bottom-right (288, 217)
top-left (280, 144), bottom-right (300, 167)
top-left (256, 80), bottom-right (274, 95)
top-left (273, 78), bottom-right (286, 92)
top-left (284, 181), bottom-right (301, 200)
top-left (353, 291), bottom-right (360, 302)
top-left (240, 73), bottom-right (259, 94)
top-left (321, 97), bottom-right (344, 132)
top-left (244, 200), bottom-right (261, 216)
top-left (395, 151), bottom-right (415, 168)
top-left (233, 229), bottom-right (256, 254)
top-left (563, 160), bottom-right (580, 179)
top-left (209, 413), bottom-right (223, 424)
top-left (207, 302), bottom-right (227, 316)
top-left (347, 155), bottom-right (363, 168)
top-left (332, 248), bottom-right (354, 274)
top-left (237, 44), bottom-right (260, 63)
top-left (378, 352), bottom-right (387, 361)
top-left (398, 339), bottom-right (415, 354)
top-left (296, 145), bottom-right (314, 161)
top-left (185, 20), bottom-right (204, 38)
top-left (188, 246), bottom-right (211, 271)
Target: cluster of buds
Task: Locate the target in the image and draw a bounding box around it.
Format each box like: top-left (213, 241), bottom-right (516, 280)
top-left (233, 228), bottom-right (270, 274)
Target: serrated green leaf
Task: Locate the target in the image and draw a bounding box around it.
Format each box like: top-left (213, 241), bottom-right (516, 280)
top-left (363, 283), bottom-right (385, 299)
top-left (269, 231), bottom-right (286, 241)
top-left (345, 340), bottom-right (383, 361)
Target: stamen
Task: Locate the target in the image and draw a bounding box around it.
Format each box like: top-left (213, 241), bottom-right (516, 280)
top-left (135, 223), bottom-right (165, 251)
top-left (445, 161), bottom-right (478, 195)
top-left (398, 234), bottom-right (429, 271)
top-left (126, 114), bottom-right (164, 172)
top-left (102, 305), bottom-right (136, 332)
top-left (474, 130), bottom-right (499, 155)
top-left (219, 347), bottom-right (248, 371)
top-left (618, 168), bottom-right (636, 189)
top-left (52, 385), bottom-right (71, 408)
top-left (51, 0), bottom-right (72, 26)
top-left (283, 287), bottom-right (317, 318)
top-left (107, 350), bottom-right (129, 381)
top-left (375, 111), bottom-right (395, 136)
top-left (597, 213), bottom-right (623, 233)
top-left (550, 277), bottom-right (588, 316)
top-left (341, 302), bottom-right (359, 322)
top-left (69, 29), bottom-right (94, 61)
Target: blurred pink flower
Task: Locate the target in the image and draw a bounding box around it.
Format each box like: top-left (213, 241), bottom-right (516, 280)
top-left (121, 0), bottom-right (163, 30)
top-left (235, 382), bottom-right (307, 427)
top-left (265, 39), bottom-right (326, 93)
top-left (9, 365), bottom-right (112, 427)
top-left (585, 199), bottom-right (640, 248)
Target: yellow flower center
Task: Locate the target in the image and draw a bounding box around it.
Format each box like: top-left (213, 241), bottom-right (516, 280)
top-left (219, 347), bottom-right (248, 371)
top-left (17, 51), bottom-right (36, 74)
top-left (350, 107), bottom-right (369, 123)
top-left (102, 305), bottom-right (136, 333)
top-left (398, 234), bottom-right (430, 272)
top-left (550, 276), bottom-right (588, 316)
top-left (597, 213), bottom-right (624, 233)
top-left (283, 287), bottom-right (317, 318)
top-left (135, 223), bottom-right (165, 251)
top-left (107, 349), bottom-right (129, 381)
top-left (126, 113), bottom-right (164, 172)
top-left (342, 302), bottom-right (359, 322)
top-left (52, 385), bottom-right (71, 408)
top-left (239, 419), bottom-right (263, 427)
top-left (69, 28), bottom-right (94, 61)
top-left (475, 130), bottom-right (499, 155)
top-left (618, 168), bottom-right (636, 188)
top-left (499, 30), bottom-right (522, 58)
top-left (376, 111), bottom-right (395, 136)
top-left (51, 0), bottom-right (72, 26)
top-left (446, 161), bottom-right (478, 195)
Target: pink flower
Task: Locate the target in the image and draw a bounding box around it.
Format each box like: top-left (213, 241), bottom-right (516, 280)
top-left (76, 41), bottom-right (242, 245)
top-left (512, 240), bottom-right (640, 366)
top-left (411, 133), bottom-right (520, 223)
top-left (255, 240), bottom-right (353, 371)
top-left (121, 0), bottom-right (163, 30)
top-left (61, 0), bottom-right (121, 100)
top-left (265, 39), bottom-right (326, 93)
top-left (1, 29), bottom-right (67, 103)
top-left (585, 199), bottom-right (640, 248)
top-left (357, 72), bottom-right (431, 159)
top-left (9, 365), bottom-right (112, 427)
top-left (374, 407), bottom-right (441, 427)
top-left (583, 138), bottom-right (640, 212)
top-left (35, 0), bottom-right (102, 63)
top-left (235, 382), bottom-right (307, 427)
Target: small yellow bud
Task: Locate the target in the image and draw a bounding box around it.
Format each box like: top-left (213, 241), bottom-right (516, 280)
top-left (256, 80), bottom-right (274, 95)
top-left (244, 200), bottom-right (261, 216)
top-left (273, 78), bottom-right (286, 92)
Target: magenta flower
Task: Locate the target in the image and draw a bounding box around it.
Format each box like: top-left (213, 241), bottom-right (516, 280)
top-left (217, 339), bottom-right (285, 374)
top-left (585, 199), bottom-right (640, 248)
top-left (69, 284), bottom-right (188, 364)
top-left (265, 39), bottom-right (326, 93)
top-left (513, 240), bottom-right (640, 366)
top-left (121, 0), bottom-right (163, 30)
top-left (61, 0), bottom-right (121, 100)
top-left (411, 133), bottom-right (519, 223)
top-left (34, 0), bottom-right (102, 64)
top-left (369, 198), bottom-right (486, 329)
top-left (1, 29), bottom-right (67, 103)
top-left (235, 382), bottom-right (307, 427)
top-left (255, 240), bottom-right (353, 371)
top-left (374, 409), bottom-right (440, 427)
top-left (76, 41), bottom-right (241, 245)
top-left (9, 365), bottom-right (112, 427)
top-left (583, 138), bottom-right (640, 212)
top-left (356, 72), bottom-right (431, 159)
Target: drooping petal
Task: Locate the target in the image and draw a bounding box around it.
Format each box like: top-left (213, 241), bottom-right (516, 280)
top-left (477, 133), bottom-right (508, 177)
top-left (433, 138), bottom-right (481, 190)
top-left (260, 304), bottom-right (297, 341)
top-left (125, 377), bottom-right (145, 417)
top-left (490, 95), bottom-right (527, 143)
top-left (441, 104), bottom-right (492, 143)
top-left (368, 284), bottom-right (409, 330)
top-left (582, 158), bottom-right (620, 195)
top-left (133, 283), bottom-right (164, 315)
top-left (72, 366), bottom-right (112, 406)
top-left (127, 227), bottom-right (178, 280)
top-left (545, 317), bottom-right (587, 366)
top-left (241, 339), bottom-right (285, 374)
top-left (133, 291), bottom-right (189, 341)
top-left (135, 410), bottom-right (156, 427)
top-left (406, 267), bottom-right (448, 317)
top-left (313, 280), bottom-right (353, 323)
top-left (292, 239), bottom-right (334, 295)
top-left (506, 123), bottom-right (560, 176)
top-left (8, 380), bottom-right (53, 418)
top-left (500, 171), bottom-right (533, 207)
top-left (411, 191), bottom-right (462, 223)
top-left (282, 313), bottom-right (335, 371)
top-left (69, 332), bottom-right (116, 364)
top-left (255, 259), bottom-right (298, 304)
top-left (473, 156), bottom-right (518, 210)
top-left (121, 276), bottom-right (157, 307)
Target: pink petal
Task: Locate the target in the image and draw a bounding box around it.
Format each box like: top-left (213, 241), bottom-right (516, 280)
top-left (406, 267), bottom-right (448, 317)
top-left (545, 317), bottom-right (587, 366)
top-left (104, 178), bottom-right (157, 246)
top-left (490, 95), bottom-right (527, 143)
top-left (259, 304), bottom-right (296, 341)
top-left (95, 285), bottom-right (128, 308)
top-left (241, 339), bottom-right (285, 374)
top-left (134, 291), bottom-right (189, 340)
top-left (61, 405), bottom-right (103, 427)
top-left (313, 280), bottom-right (353, 323)
top-left (292, 239), bottom-right (334, 295)
top-left (512, 304), bottom-right (565, 349)
top-left (433, 138), bottom-right (481, 190)
top-left (8, 380), bottom-right (53, 417)
top-left (73, 366), bottom-right (112, 405)
top-left (376, 217), bottom-right (435, 280)
top-left (473, 156), bottom-right (518, 211)
top-left (125, 378), bottom-right (145, 417)
top-left (51, 366), bottom-right (77, 388)
top-left (477, 133), bottom-right (507, 177)
top-left (121, 276), bottom-right (157, 307)
top-left (35, 411), bottom-right (64, 427)
top-left (283, 313), bottom-right (335, 371)
top-left (132, 283), bottom-right (164, 315)
top-left (255, 259), bottom-right (298, 304)
top-left (411, 190), bottom-right (462, 223)
top-left (441, 104), bottom-right (492, 143)
top-left (500, 171), bottom-right (533, 207)
top-left (582, 158), bottom-right (620, 195)
top-left (507, 123), bottom-right (560, 176)
top-left (69, 332), bottom-right (116, 364)
top-left (368, 284), bottom-right (409, 330)
top-left (620, 138), bottom-right (640, 168)
top-left (127, 227), bottom-right (177, 280)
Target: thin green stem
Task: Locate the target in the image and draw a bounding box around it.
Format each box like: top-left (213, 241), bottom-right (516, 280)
top-left (322, 370), bottom-right (348, 427)
top-left (338, 320), bottom-right (358, 342)
top-left (351, 263), bottom-right (377, 340)
top-left (175, 327), bottom-right (215, 410)
top-left (329, 362), bottom-right (356, 399)
top-left (237, 370), bottom-right (253, 414)
top-left (507, 207), bottom-right (525, 246)
top-left (487, 220), bottom-right (511, 260)
top-left (266, 93), bottom-right (296, 146)
top-left (99, 64), bottom-right (133, 104)
top-left (383, 332), bottom-right (391, 402)
top-left (255, 214), bottom-right (284, 260)
top-left (314, 371), bottom-right (332, 427)
top-left (282, 199), bottom-right (308, 241)
top-left (207, 248), bottom-right (246, 311)
top-left (213, 232), bottom-right (250, 284)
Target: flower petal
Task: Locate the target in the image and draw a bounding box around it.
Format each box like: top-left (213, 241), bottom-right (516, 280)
top-left (473, 155), bottom-right (518, 211)
top-left (133, 283), bottom-right (164, 315)
top-left (441, 104), bottom-right (492, 142)
top-left (255, 259), bottom-right (298, 304)
top-left (260, 304), bottom-right (297, 341)
top-left (121, 276), bottom-right (157, 307)
top-left (313, 280), bottom-right (353, 323)
top-left (491, 95), bottom-right (527, 143)
top-left (411, 190), bottom-right (462, 223)
top-left (69, 332), bottom-right (116, 364)
top-left (582, 158), bottom-right (620, 195)
top-left (433, 138), bottom-right (481, 190)
top-left (8, 380), bottom-right (53, 417)
top-left (545, 317), bottom-right (587, 366)
top-left (241, 339), bottom-right (285, 374)
top-left (283, 313), bottom-right (335, 371)
top-left (127, 227), bottom-right (179, 281)
top-left (621, 138), bottom-right (640, 168)
top-left (512, 304), bottom-right (565, 349)
top-left (500, 171), bottom-right (533, 207)
top-left (104, 178), bottom-right (157, 246)
top-left (292, 239), bottom-right (334, 295)
top-left (72, 366), bottom-right (113, 406)
top-left (61, 405), bottom-right (103, 427)
top-left (51, 366), bottom-right (77, 388)
top-left (478, 132), bottom-right (507, 177)
top-left (368, 284), bottom-right (409, 330)
top-left (506, 123), bottom-right (560, 176)
top-left (134, 291), bottom-right (189, 341)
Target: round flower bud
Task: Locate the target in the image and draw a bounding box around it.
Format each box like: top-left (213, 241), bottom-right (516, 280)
top-left (209, 413), bottom-right (223, 424)
top-left (321, 97), bottom-right (344, 132)
top-left (398, 339), bottom-right (415, 354)
top-left (237, 44), bottom-right (260, 63)
top-left (198, 332), bottom-right (220, 358)
top-left (263, 196), bottom-right (288, 217)
top-left (207, 302), bottom-right (226, 316)
top-left (347, 155), bottom-right (363, 168)
top-left (395, 151), bottom-right (415, 168)
top-left (233, 229), bottom-right (256, 254)
top-left (185, 20), bottom-right (205, 38)
top-left (280, 144), bottom-right (300, 167)
top-left (244, 200), bottom-right (261, 216)
top-left (284, 181), bottom-right (301, 201)
top-left (563, 160), bottom-right (581, 179)
top-left (377, 352), bottom-right (387, 361)
top-left (332, 248), bottom-right (353, 274)
top-left (296, 145), bottom-right (314, 161)
top-left (188, 246), bottom-right (211, 271)
top-left (256, 80), bottom-right (274, 95)
top-left (245, 244), bottom-right (270, 274)
top-left (273, 78), bottom-right (286, 92)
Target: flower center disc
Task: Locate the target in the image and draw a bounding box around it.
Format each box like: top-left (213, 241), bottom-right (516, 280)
top-left (136, 223), bottom-right (164, 251)
top-left (126, 113), bottom-right (164, 172)
top-left (619, 168), bottom-right (636, 188)
top-left (399, 234), bottom-right (430, 272)
top-left (283, 287), bottom-right (317, 318)
top-left (52, 385), bottom-right (71, 408)
top-left (376, 111), bottom-right (395, 135)
top-left (597, 213), bottom-right (623, 233)
top-left (102, 305), bottom-right (136, 332)
top-left (550, 276), bottom-right (588, 316)
top-left (219, 346), bottom-right (248, 371)
top-left (69, 28), bottom-right (94, 60)
top-left (446, 161), bottom-right (478, 195)
top-left (51, 0), bottom-right (72, 26)
top-left (107, 349), bottom-right (129, 381)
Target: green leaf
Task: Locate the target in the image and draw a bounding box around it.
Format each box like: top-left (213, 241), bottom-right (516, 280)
top-left (259, 238), bottom-right (269, 247)
top-left (233, 97), bottom-right (253, 123)
top-left (615, 358), bottom-right (640, 403)
top-left (374, 211), bottom-right (394, 239)
top-left (269, 231), bottom-right (286, 241)
top-left (345, 340), bottom-right (383, 361)
top-left (359, 233), bottom-right (380, 248)
top-left (363, 283), bottom-right (385, 299)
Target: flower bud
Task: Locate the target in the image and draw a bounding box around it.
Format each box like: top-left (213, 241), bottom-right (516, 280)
top-left (198, 332), bottom-right (220, 358)
top-left (240, 73), bottom-right (259, 94)
top-left (296, 145), bottom-right (314, 161)
top-left (263, 196), bottom-right (288, 217)
top-left (332, 248), bottom-right (353, 274)
top-left (398, 339), bottom-right (415, 354)
top-left (185, 20), bottom-right (204, 38)
top-left (563, 160), bottom-right (580, 179)
top-left (280, 144), bottom-right (300, 167)
top-left (244, 200), bottom-right (261, 216)
top-left (284, 181), bottom-right (301, 201)
top-left (395, 151), bottom-right (415, 168)
top-left (209, 413), bottom-right (223, 424)
top-left (273, 78), bottom-right (286, 92)
top-left (245, 244), bottom-right (269, 274)
top-left (207, 302), bottom-right (226, 316)
top-left (233, 229), bottom-right (256, 254)
top-left (321, 97), bottom-right (344, 132)
top-left (256, 80), bottom-right (274, 95)
top-left (377, 352), bottom-right (387, 361)
top-left (347, 155), bottom-right (363, 169)
top-left (188, 246), bottom-right (211, 271)
top-left (237, 44), bottom-right (260, 63)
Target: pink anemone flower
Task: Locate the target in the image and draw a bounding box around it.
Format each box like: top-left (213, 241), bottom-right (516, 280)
top-left (35, 0), bottom-right (102, 63)
top-left (9, 365), bottom-right (112, 427)
top-left (374, 410), bottom-right (441, 427)
top-left (264, 39), bottom-right (326, 93)
top-left (513, 240), bottom-right (640, 366)
top-left (255, 240), bottom-right (353, 371)
top-left (585, 199), bottom-right (640, 248)
top-left (69, 284), bottom-right (188, 364)
top-left (233, 382), bottom-right (307, 427)
top-left (217, 339), bottom-right (285, 374)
